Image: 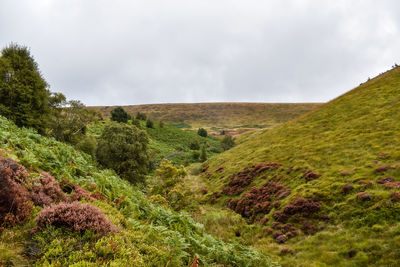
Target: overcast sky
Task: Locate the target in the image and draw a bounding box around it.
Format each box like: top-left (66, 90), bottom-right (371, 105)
top-left (1, 1), bottom-right (399, 106)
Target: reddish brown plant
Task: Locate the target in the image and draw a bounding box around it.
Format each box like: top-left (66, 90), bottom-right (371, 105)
top-left (0, 157), bottom-right (32, 225)
top-left (36, 201), bottom-right (116, 234)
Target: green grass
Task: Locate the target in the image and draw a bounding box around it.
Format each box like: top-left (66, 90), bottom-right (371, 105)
top-left (0, 116), bottom-right (277, 266)
top-left (197, 67), bottom-right (400, 266)
top-left (88, 120), bottom-right (223, 167)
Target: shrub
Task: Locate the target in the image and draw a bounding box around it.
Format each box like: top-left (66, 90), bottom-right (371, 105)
top-left (222, 162), bottom-right (281, 195)
top-left (0, 157), bottom-right (32, 225)
top-left (189, 140), bottom-right (200, 150)
top-left (221, 135), bottom-right (235, 151)
top-left (70, 185), bottom-right (95, 202)
top-left (76, 136), bottom-right (97, 158)
top-left (96, 122), bottom-right (149, 184)
top-left (159, 121), bottom-right (164, 128)
top-left (31, 172), bottom-right (66, 207)
top-left (36, 201), bottom-right (117, 234)
top-left (200, 145), bottom-right (207, 162)
top-left (192, 151), bottom-right (200, 160)
top-left (146, 119), bottom-right (154, 128)
top-left (197, 128), bottom-right (208, 137)
top-left (110, 106), bottom-right (129, 123)
top-left (135, 112), bottom-right (147, 121)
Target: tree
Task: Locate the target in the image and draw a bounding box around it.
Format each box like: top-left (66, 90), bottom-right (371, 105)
top-left (197, 128), bottom-right (208, 137)
top-left (96, 122), bottom-right (149, 184)
top-left (221, 135), bottom-right (235, 151)
top-left (200, 145), bottom-right (207, 162)
top-left (47, 99), bottom-right (100, 145)
top-left (152, 159), bottom-right (187, 210)
top-left (0, 44), bottom-right (51, 133)
top-left (110, 106), bottom-right (129, 123)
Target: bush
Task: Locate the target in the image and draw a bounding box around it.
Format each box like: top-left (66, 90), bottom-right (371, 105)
top-left (192, 151), bottom-right (200, 160)
top-left (200, 145), bottom-right (207, 162)
top-left (76, 136), bottom-right (97, 158)
top-left (110, 106), bottom-right (129, 123)
top-left (146, 119), bottom-right (154, 128)
top-left (197, 128), bottom-right (208, 137)
top-left (189, 140), bottom-right (200, 150)
top-left (136, 112), bottom-right (147, 121)
top-left (31, 172), bottom-right (66, 207)
top-left (96, 122), bottom-right (149, 184)
top-left (159, 121), bottom-right (164, 128)
top-left (36, 201), bottom-right (117, 234)
top-left (0, 157), bottom-right (32, 225)
top-left (221, 135), bottom-right (235, 151)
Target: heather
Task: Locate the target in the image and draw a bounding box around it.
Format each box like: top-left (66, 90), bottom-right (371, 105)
top-left (0, 116), bottom-right (277, 266)
top-left (0, 157), bottom-right (32, 225)
top-left (36, 201), bottom-right (117, 234)
top-left (196, 67), bottom-right (400, 266)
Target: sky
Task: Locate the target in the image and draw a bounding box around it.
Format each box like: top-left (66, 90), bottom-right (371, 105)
top-left (1, 0), bottom-right (399, 106)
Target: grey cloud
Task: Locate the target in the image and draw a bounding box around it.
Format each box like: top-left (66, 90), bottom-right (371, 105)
top-left (0, 0), bottom-right (399, 105)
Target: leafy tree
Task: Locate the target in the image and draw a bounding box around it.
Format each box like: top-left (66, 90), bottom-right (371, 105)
top-left (110, 106), bottom-right (129, 123)
top-left (200, 145), bottom-right (207, 162)
top-left (146, 119), bottom-right (154, 128)
top-left (136, 112), bottom-right (147, 121)
top-left (96, 122), bottom-right (149, 184)
top-left (197, 128), bottom-right (208, 137)
top-left (152, 159), bottom-right (188, 210)
top-left (221, 135), bottom-right (235, 151)
top-left (0, 43), bottom-right (51, 133)
top-left (47, 100), bottom-right (100, 145)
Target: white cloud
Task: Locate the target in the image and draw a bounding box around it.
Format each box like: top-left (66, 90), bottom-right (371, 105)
top-left (1, 0), bottom-right (399, 105)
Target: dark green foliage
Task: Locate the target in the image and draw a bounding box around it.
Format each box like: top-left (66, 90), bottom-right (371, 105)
top-left (146, 118), bottom-right (154, 128)
top-left (96, 122), bottom-right (149, 184)
top-left (189, 140), bottom-right (200, 150)
top-left (0, 44), bottom-right (50, 133)
top-left (76, 136), bottom-right (97, 158)
top-left (197, 128), bottom-right (208, 137)
top-left (136, 112), bottom-right (147, 121)
top-left (159, 121), bottom-right (164, 128)
top-left (192, 151), bottom-right (200, 160)
top-left (47, 100), bottom-right (100, 145)
top-left (110, 106), bottom-right (129, 123)
top-left (221, 135), bottom-right (235, 151)
top-left (200, 145), bottom-right (207, 162)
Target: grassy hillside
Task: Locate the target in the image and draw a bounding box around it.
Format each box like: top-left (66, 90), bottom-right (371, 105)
top-left (88, 120), bottom-right (223, 167)
top-left (198, 67), bottom-right (400, 266)
top-left (0, 117), bottom-right (277, 266)
top-left (90, 103), bottom-right (322, 129)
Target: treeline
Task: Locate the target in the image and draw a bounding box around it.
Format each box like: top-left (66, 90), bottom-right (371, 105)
top-left (0, 43), bottom-right (235, 186)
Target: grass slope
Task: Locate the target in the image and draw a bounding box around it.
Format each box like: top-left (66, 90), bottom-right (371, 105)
top-left (201, 67), bottom-right (400, 266)
top-left (0, 117), bottom-right (277, 266)
top-left (90, 103), bottom-right (322, 129)
top-left (88, 120), bottom-right (223, 167)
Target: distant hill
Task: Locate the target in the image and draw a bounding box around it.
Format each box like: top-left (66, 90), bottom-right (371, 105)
top-left (201, 67), bottom-right (400, 266)
top-left (89, 102), bottom-right (322, 129)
